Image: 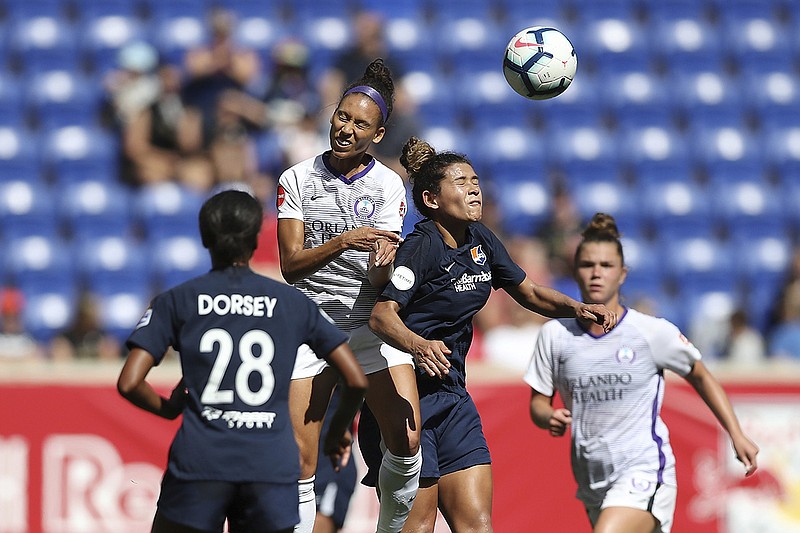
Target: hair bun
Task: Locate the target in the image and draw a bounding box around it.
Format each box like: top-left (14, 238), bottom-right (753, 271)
top-left (400, 136), bottom-right (436, 176)
top-left (581, 212), bottom-right (620, 240)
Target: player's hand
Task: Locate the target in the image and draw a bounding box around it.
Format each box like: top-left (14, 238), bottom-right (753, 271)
top-left (732, 434), bottom-right (759, 477)
top-left (344, 227), bottom-right (401, 253)
top-left (577, 303), bottom-right (617, 332)
top-left (163, 378), bottom-right (188, 420)
top-left (372, 237), bottom-right (400, 268)
top-left (412, 340), bottom-right (452, 378)
top-left (323, 428), bottom-right (353, 472)
top-left (549, 408), bottom-right (571, 437)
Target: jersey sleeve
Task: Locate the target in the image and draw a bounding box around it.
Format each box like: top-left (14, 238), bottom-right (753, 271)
top-left (277, 166), bottom-right (303, 221)
top-left (302, 297), bottom-right (349, 358)
top-left (648, 317), bottom-right (702, 377)
top-left (523, 323), bottom-right (557, 396)
top-left (380, 232), bottom-right (431, 308)
top-left (375, 172), bottom-right (407, 233)
top-left (125, 292), bottom-right (177, 365)
top-left (485, 226), bottom-right (526, 289)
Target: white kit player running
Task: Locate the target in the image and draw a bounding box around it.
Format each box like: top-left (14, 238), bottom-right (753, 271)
top-left (524, 212), bottom-right (759, 533)
top-left (277, 59), bottom-right (422, 533)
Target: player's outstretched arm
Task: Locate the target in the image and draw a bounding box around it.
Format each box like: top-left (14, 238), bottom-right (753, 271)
top-left (506, 276), bottom-right (617, 332)
top-left (322, 343), bottom-right (368, 471)
top-left (117, 348), bottom-right (186, 420)
top-left (684, 360), bottom-right (759, 477)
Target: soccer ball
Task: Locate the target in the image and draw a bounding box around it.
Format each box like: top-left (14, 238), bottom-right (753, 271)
top-left (502, 26), bottom-right (577, 100)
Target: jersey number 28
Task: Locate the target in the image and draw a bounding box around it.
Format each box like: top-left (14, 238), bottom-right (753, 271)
top-left (199, 328), bottom-right (275, 406)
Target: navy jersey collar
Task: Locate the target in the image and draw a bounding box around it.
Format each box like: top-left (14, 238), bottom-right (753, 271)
top-left (322, 151), bottom-right (376, 184)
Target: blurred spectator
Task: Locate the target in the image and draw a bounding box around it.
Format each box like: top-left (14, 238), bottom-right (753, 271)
top-left (103, 41), bottom-right (161, 127)
top-left (50, 292), bottom-right (121, 361)
top-left (768, 280), bottom-right (800, 361)
top-left (721, 308), bottom-right (766, 367)
top-left (0, 288), bottom-right (42, 361)
top-left (182, 7), bottom-right (261, 147)
top-left (535, 181), bottom-right (582, 281)
top-left (121, 63), bottom-right (213, 191)
top-left (318, 11), bottom-right (405, 108)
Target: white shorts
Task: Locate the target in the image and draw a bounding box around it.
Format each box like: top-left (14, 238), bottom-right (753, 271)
top-left (291, 324), bottom-right (413, 379)
top-left (584, 474), bottom-right (677, 533)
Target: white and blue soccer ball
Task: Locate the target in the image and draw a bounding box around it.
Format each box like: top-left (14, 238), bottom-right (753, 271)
top-left (503, 26), bottom-right (577, 100)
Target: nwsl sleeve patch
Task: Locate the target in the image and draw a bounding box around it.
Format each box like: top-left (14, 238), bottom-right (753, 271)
top-left (390, 266), bottom-right (415, 291)
top-left (135, 308), bottom-right (153, 329)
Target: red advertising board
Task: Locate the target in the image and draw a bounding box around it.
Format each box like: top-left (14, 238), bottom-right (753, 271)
top-left (1, 371), bottom-right (798, 532)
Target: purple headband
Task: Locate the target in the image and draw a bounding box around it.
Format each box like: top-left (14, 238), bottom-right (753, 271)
top-left (344, 85), bottom-right (388, 123)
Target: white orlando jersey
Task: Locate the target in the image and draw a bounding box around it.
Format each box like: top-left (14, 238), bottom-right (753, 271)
top-left (523, 308), bottom-right (701, 502)
top-left (277, 153), bottom-right (407, 331)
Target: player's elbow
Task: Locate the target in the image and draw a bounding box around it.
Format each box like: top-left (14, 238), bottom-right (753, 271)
top-left (117, 375), bottom-right (138, 400)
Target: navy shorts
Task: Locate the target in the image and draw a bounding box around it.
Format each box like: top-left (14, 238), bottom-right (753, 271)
top-left (359, 392), bottom-right (491, 486)
top-left (157, 471), bottom-right (300, 532)
top-left (314, 455), bottom-right (357, 528)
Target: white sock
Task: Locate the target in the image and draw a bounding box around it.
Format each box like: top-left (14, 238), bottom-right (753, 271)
top-left (376, 449), bottom-right (422, 533)
top-left (294, 476), bottom-right (316, 533)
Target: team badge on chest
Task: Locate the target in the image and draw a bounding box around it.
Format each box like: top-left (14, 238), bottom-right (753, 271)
top-left (354, 195), bottom-right (376, 219)
top-left (470, 245), bottom-right (487, 265)
top-left (615, 346), bottom-right (636, 364)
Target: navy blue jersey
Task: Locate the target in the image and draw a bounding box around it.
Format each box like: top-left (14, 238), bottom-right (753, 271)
top-left (127, 266), bottom-right (347, 483)
top-left (381, 220), bottom-right (526, 395)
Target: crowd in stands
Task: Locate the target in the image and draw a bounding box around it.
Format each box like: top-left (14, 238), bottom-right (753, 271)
top-left (1, 3), bottom-right (799, 375)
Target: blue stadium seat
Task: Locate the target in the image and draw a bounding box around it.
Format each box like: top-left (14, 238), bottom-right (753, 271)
top-left (632, 160), bottom-right (694, 186)
top-left (75, 235), bottom-right (150, 291)
top-left (150, 15), bottom-right (209, 66)
top-left (672, 71), bottom-right (745, 126)
top-left (534, 74), bottom-right (604, 130)
top-left (3, 0), bottom-right (69, 20)
top-left (760, 117), bottom-right (800, 173)
top-left (0, 180), bottom-right (58, 239)
top-left (502, 0), bottom-right (567, 30)
top-left (9, 16), bottom-right (80, 75)
top-left (569, 179), bottom-right (641, 227)
top-left (599, 70), bottom-right (672, 117)
top-left (0, 127), bottom-right (42, 183)
top-left (719, 4), bottom-right (791, 63)
top-left (430, 0), bottom-right (497, 20)
top-left (661, 237), bottom-right (736, 287)
top-left (436, 18), bottom-right (507, 62)
top-left (22, 287), bottom-right (77, 342)
top-left (59, 180), bottom-right (134, 239)
top-left (688, 123), bottom-right (762, 171)
top-left (485, 158), bottom-right (548, 186)
top-left (133, 182), bottom-right (206, 240)
top-left (617, 123), bottom-right (689, 168)
top-left (42, 126), bottom-right (118, 184)
top-left (0, 75), bottom-right (25, 126)
top-left (546, 124), bottom-right (618, 168)
top-left (470, 126), bottom-right (541, 172)
top-left (710, 178), bottom-right (785, 236)
top-left (4, 235), bottom-right (74, 291)
top-left (648, 14), bottom-right (723, 64)
top-left (142, 0), bottom-right (208, 20)
top-left (360, 0), bottom-right (426, 20)
top-left (640, 180), bottom-right (715, 240)
top-left (26, 71), bottom-right (102, 129)
top-left (493, 179), bottom-right (551, 237)
top-left (454, 72), bottom-right (522, 122)
top-left (78, 15), bottom-right (148, 75)
top-left (619, 236), bottom-right (663, 285)
top-left (730, 226), bottom-right (792, 289)
top-left (150, 234), bottom-right (211, 290)
top-left (94, 283), bottom-right (153, 342)
top-left (572, 15), bottom-right (651, 72)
